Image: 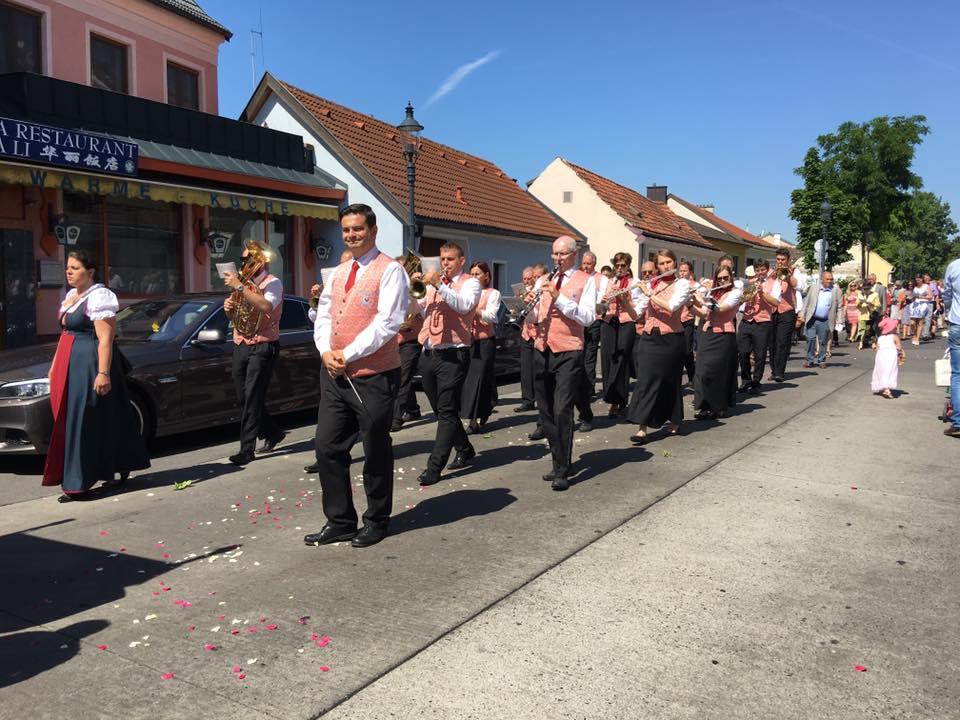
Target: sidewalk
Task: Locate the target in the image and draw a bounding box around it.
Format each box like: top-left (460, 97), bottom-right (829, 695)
top-left (0, 340), bottom-right (955, 719)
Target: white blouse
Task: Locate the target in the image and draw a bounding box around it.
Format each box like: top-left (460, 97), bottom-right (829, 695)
top-left (478, 288), bottom-right (502, 324)
top-left (61, 284), bottom-right (119, 321)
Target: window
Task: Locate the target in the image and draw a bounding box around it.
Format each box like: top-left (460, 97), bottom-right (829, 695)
top-left (279, 299), bottom-right (310, 332)
top-left (90, 34), bottom-right (128, 93)
top-left (167, 62), bottom-right (199, 110)
top-left (492, 261), bottom-right (506, 292)
top-left (562, 191), bottom-right (573, 203)
top-left (208, 209), bottom-right (264, 290)
top-left (0, 2), bottom-right (42, 73)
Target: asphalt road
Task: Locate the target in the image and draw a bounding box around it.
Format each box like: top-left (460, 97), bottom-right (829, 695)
top-left (0, 335), bottom-right (955, 719)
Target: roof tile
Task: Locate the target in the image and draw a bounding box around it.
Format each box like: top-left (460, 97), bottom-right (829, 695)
top-left (669, 194), bottom-right (776, 249)
top-left (282, 81), bottom-right (574, 241)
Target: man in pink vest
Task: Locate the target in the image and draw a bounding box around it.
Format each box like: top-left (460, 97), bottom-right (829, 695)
top-left (304, 204), bottom-right (409, 548)
top-left (768, 247), bottom-right (799, 383)
top-left (415, 241), bottom-right (482, 486)
top-left (222, 242), bottom-right (285, 466)
top-left (737, 261), bottom-right (781, 394)
top-left (526, 235), bottom-right (598, 490)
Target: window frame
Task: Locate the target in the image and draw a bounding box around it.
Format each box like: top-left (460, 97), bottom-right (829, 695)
top-left (87, 25), bottom-right (135, 94)
top-left (0, 0), bottom-right (47, 74)
top-left (163, 52), bottom-right (204, 111)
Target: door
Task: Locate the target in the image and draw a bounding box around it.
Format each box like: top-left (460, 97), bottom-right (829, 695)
top-left (0, 229), bottom-right (37, 349)
top-left (178, 307), bottom-right (239, 427)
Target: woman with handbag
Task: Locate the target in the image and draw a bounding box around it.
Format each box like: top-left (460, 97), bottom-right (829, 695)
top-left (42, 251), bottom-right (150, 502)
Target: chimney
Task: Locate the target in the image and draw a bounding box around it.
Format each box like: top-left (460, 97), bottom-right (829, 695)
top-left (646, 185), bottom-right (667, 203)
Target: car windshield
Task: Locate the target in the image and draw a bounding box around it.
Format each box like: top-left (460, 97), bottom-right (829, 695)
top-left (116, 301), bottom-right (213, 342)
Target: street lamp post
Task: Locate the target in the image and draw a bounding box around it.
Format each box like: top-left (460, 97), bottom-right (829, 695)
top-left (862, 230), bottom-right (873, 280)
top-left (397, 102), bottom-right (424, 252)
top-left (819, 199), bottom-right (831, 273)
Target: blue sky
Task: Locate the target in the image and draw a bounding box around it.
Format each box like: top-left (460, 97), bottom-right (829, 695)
top-left (206, 0), bottom-right (958, 243)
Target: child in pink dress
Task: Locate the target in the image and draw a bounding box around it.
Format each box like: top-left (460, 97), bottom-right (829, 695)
top-left (871, 317), bottom-right (904, 398)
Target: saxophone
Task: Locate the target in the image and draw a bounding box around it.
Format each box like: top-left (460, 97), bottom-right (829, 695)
top-left (228, 241), bottom-right (272, 339)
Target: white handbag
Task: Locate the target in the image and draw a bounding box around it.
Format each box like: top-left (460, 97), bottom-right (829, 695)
top-left (935, 351), bottom-right (952, 387)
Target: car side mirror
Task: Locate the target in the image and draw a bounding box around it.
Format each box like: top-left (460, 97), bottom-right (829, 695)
top-left (194, 328), bottom-right (224, 344)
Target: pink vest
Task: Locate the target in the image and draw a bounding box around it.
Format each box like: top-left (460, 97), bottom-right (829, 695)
top-left (329, 253), bottom-right (401, 378)
top-left (743, 278), bottom-right (777, 323)
top-left (642, 280), bottom-right (684, 335)
top-left (473, 288), bottom-right (496, 340)
top-left (775, 271), bottom-right (796, 313)
top-left (233, 272), bottom-right (282, 345)
top-left (398, 312), bottom-right (423, 345)
top-left (534, 270), bottom-right (589, 353)
top-left (602, 275), bottom-right (634, 323)
top-left (705, 290), bottom-right (738, 333)
top-left (418, 274), bottom-right (477, 347)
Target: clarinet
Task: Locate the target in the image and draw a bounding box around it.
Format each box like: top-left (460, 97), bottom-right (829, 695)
top-left (519, 264), bottom-right (560, 321)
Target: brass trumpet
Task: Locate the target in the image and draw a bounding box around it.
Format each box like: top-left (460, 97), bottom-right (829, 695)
top-left (776, 266), bottom-right (793, 281)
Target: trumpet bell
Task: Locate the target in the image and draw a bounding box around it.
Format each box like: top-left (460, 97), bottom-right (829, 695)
top-left (410, 279), bottom-right (427, 299)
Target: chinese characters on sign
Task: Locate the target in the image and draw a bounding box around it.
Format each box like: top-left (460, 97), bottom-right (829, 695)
top-left (0, 116), bottom-right (138, 176)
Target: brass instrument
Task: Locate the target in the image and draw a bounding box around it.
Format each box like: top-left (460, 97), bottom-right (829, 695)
top-left (227, 240), bottom-right (272, 339)
top-left (776, 266), bottom-right (793, 281)
top-left (519, 264), bottom-right (560, 321)
top-left (597, 278), bottom-right (640, 316)
top-left (399, 251), bottom-right (426, 330)
top-left (741, 279), bottom-right (761, 302)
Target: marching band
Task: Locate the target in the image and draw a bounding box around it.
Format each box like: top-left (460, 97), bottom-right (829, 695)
top-left (217, 211), bottom-right (815, 546)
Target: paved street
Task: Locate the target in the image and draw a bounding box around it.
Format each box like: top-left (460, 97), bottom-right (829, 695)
top-left (0, 339), bottom-right (956, 720)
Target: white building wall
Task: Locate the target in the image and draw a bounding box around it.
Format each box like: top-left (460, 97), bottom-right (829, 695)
top-left (252, 95), bottom-right (406, 274)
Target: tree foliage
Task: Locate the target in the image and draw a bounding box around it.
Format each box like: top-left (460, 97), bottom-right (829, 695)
top-left (873, 192), bottom-right (960, 278)
top-left (790, 115), bottom-right (934, 272)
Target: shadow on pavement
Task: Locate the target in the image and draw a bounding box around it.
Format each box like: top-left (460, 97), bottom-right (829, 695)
top-left (0, 619), bottom-right (109, 688)
top-left (110, 461), bottom-right (242, 493)
top-left (390, 487), bottom-right (516, 535)
top-left (571, 447), bottom-right (652, 486)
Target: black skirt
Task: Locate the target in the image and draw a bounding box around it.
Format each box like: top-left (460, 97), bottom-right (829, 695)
top-left (460, 337), bottom-right (497, 421)
top-left (627, 329), bottom-right (685, 427)
top-left (693, 330), bottom-right (738, 413)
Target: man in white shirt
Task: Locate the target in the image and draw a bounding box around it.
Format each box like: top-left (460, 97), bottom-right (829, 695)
top-left (415, 242), bottom-right (482, 486)
top-left (525, 236), bottom-right (597, 490)
top-left (222, 242), bottom-right (284, 466)
top-left (580, 252), bottom-right (602, 403)
top-left (305, 204), bottom-right (409, 548)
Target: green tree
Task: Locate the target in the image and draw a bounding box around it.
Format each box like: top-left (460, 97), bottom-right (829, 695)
top-left (790, 115), bottom-right (930, 271)
top-left (874, 191), bottom-right (960, 278)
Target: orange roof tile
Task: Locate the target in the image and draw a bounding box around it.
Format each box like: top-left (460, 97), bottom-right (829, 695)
top-left (560, 160), bottom-right (715, 250)
top-left (280, 81), bottom-right (575, 241)
top-left (668, 194), bottom-right (775, 250)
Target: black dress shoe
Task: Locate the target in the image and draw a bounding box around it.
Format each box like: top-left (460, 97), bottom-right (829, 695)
top-left (542, 471), bottom-right (559, 482)
top-left (417, 470), bottom-right (441, 486)
top-left (303, 462), bottom-right (319, 473)
top-left (256, 432), bottom-right (286, 454)
top-left (447, 446), bottom-right (476, 470)
top-left (551, 476), bottom-right (570, 491)
top-left (390, 419), bottom-right (404, 432)
top-left (402, 410), bottom-right (421, 421)
top-left (748, 382), bottom-right (762, 395)
top-left (579, 419), bottom-right (593, 433)
top-left (773, 375), bottom-right (785, 383)
top-left (351, 525), bottom-right (387, 548)
top-left (303, 525), bottom-right (357, 546)
top-left (527, 426), bottom-right (545, 441)
top-left (738, 382), bottom-right (752, 393)
top-left (514, 403), bottom-right (535, 413)
top-left (228, 451), bottom-right (254, 465)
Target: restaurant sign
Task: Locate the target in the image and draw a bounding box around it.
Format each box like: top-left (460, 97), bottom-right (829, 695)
top-left (0, 116), bottom-right (138, 177)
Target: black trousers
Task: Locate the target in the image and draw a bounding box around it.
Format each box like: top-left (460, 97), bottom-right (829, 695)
top-left (420, 347), bottom-right (472, 473)
top-left (600, 319), bottom-right (635, 406)
top-left (737, 320), bottom-right (771, 384)
top-left (574, 348), bottom-right (594, 422)
top-left (770, 310), bottom-right (795, 379)
top-left (315, 368), bottom-right (399, 531)
top-left (394, 340), bottom-right (422, 422)
top-left (534, 348), bottom-right (581, 477)
top-left (682, 319), bottom-right (697, 383)
top-left (231, 341), bottom-right (281, 453)
top-left (518, 336), bottom-right (536, 406)
top-left (583, 321), bottom-right (601, 393)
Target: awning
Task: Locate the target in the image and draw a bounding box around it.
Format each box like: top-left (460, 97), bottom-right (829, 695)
top-left (0, 160), bottom-right (340, 220)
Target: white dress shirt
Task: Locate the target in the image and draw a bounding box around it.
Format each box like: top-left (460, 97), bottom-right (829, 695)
top-left (418, 272), bottom-right (482, 349)
top-left (716, 284), bottom-right (744, 312)
top-left (478, 288), bottom-right (502, 324)
top-left (313, 247), bottom-right (410, 363)
top-left (530, 268), bottom-right (597, 326)
top-left (656, 278), bottom-right (694, 312)
top-left (251, 271), bottom-right (282, 309)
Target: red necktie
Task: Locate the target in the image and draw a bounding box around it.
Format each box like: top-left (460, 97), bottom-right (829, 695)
top-left (344, 261), bottom-right (359, 293)
top-left (555, 272), bottom-right (564, 291)
top-left (442, 276), bottom-right (452, 286)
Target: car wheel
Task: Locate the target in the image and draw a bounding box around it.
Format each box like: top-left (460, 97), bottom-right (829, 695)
top-left (128, 390), bottom-right (155, 443)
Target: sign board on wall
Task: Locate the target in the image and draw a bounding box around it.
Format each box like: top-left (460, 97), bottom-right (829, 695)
top-left (0, 116), bottom-right (139, 176)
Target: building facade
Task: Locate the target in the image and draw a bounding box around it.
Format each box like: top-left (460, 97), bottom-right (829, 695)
top-left (0, 1), bottom-right (345, 348)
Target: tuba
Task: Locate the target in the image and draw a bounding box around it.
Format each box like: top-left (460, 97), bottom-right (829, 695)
top-left (227, 240), bottom-right (272, 339)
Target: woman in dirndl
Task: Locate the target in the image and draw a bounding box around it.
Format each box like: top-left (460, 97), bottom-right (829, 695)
top-left (690, 266), bottom-right (742, 419)
top-left (42, 251), bottom-right (150, 502)
top-left (624, 248), bottom-right (693, 443)
top-left (461, 262), bottom-right (501, 434)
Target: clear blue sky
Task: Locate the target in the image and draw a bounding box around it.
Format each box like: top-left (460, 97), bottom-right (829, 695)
top-left (206, 0), bottom-right (957, 243)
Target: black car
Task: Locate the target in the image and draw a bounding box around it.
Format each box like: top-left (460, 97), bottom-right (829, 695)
top-left (0, 294), bottom-right (320, 454)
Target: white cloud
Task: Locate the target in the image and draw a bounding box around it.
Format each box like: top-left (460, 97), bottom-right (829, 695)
top-left (424, 50), bottom-right (501, 108)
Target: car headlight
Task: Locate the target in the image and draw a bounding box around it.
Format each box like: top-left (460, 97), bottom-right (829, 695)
top-left (0, 379), bottom-right (51, 399)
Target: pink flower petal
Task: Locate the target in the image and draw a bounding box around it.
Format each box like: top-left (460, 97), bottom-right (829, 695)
top-left (855, 665), bottom-right (868, 672)
top-left (247, 627), bottom-right (258, 633)
top-left (298, 616), bottom-right (310, 625)
top-left (119, 547), bottom-right (126, 552)
top-left (218, 614), bottom-right (226, 621)
top-left (317, 635), bottom-right (331, 648)
top-left (851, 486), bottom-right (858, 490)
top-left (230, 629), bottom-right (240, 635)
top-left (232, 665), bottom-right (242, 673)
top-left (265, 624), bottom-right (278, 631)
top-left (187, 625), bottom-right (196, 632)
top-left (99, 530), bottom-right (109, 536)
top-left (97, 644), bottom-right (109, 650)
top-left (319, 665), bottom-right (330, 672)
top-left (203, 644), bottom-right (217, 651)
top-left (162, 553), bottom-right (171, 559)
top-left (161, 672), bottom-right (175, 680)
top-left (236, 673), bottom-right (246, 680)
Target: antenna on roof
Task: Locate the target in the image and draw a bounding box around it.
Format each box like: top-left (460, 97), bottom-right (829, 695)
top-left (250, 9), bottom-right (264, 89)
